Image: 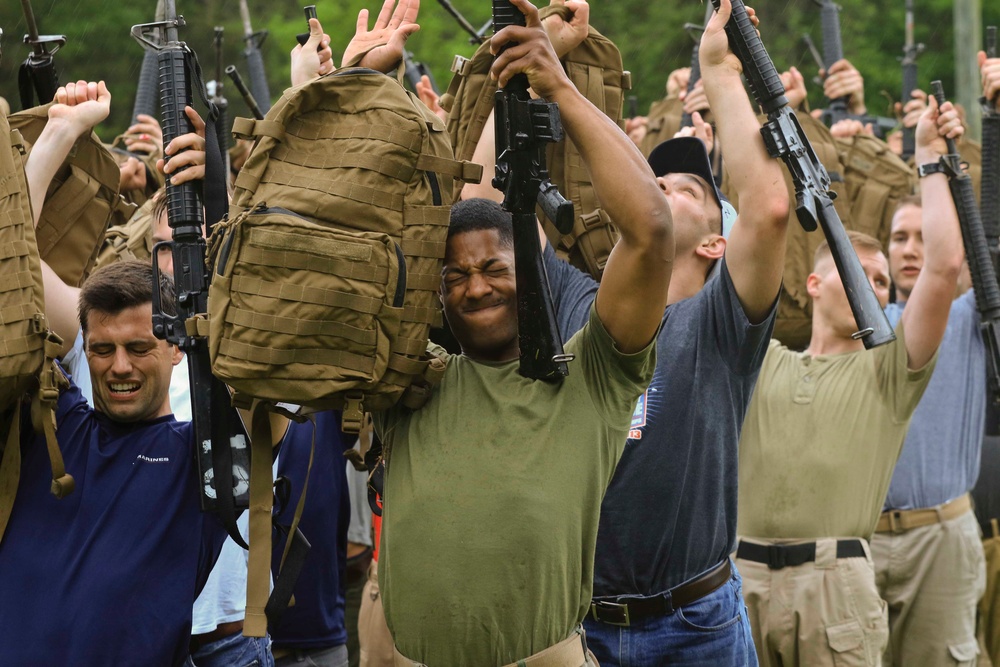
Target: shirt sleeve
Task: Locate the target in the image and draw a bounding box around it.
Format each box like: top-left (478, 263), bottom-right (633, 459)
top-left (706, 258), bottom-right (778, 377)
top-left (568, 304), bottom-right (657, 430)
top-left (543, 244), bottom-right (599, 340)
top-left (873, 318), bottom-right (937, 423)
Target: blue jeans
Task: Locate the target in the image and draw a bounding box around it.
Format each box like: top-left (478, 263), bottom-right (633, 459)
top-left (185, 630), bottom-right (274, 667)
top-left (584, 565), bottom-right (758, 667)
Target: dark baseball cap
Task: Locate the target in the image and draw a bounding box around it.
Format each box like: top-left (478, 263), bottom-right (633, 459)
top-left (647, 136), bottom-right (738, 238)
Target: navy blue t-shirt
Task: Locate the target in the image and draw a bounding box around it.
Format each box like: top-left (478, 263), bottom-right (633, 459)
top-left (270, 410), bottom-right (352, 649)
top-left (0, 373), bottom-right (227, 667)
top-left (545, 247), bottom-right (775, 594)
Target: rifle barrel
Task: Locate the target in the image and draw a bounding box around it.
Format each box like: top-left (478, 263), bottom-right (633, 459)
top-left (439, 0), bottom-right (484, 43)
top-left (20, 0), bottom-right (40, 43)
top-left (240, 0), bottom-right (253, 37)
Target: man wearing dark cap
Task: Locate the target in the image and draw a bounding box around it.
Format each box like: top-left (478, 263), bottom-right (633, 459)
top-left (531, 1), bottom-right (791, 662)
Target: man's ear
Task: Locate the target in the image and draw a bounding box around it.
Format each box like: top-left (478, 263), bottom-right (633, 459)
top-left (170, 344), bottom-right (184, 367)
top-left (694, 234), bottom-right (726, 261)
top-left (806, 272), bottom-right (822, 300)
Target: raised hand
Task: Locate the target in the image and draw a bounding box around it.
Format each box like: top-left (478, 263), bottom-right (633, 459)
top-left (290, 17), bottom-right (334, 86)
top-left (343, 0), bottom-right (421, 74)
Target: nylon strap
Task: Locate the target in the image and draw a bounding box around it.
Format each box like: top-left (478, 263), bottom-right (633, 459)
top-left (218, 339), bottom-right (377, 374)
top-left (244, 401), bottom-right (275, 638)
top-left (34, 338), bottom-right (73, 499)
top-left (232, 274), bottom-right (383, 313)
top-left (225, 307), bottom-right (377, 345)
top-left (265, 416), bottom-right (315, 624)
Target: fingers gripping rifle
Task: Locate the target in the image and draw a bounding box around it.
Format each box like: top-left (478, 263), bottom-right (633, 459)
top-left (18, 0), bottom-right (65, 109)
top-left (899, 0), bottom-right (924, 162)
top-left (982, 27), bottom-right (1000, 274)
top-left (679, 3), bottom-right (714, 129)
top-left (811, 0), bottom-right (895, 138)
top-left (714, 0), bottom-right (895, 348)
top-left (492, 0), bottom-right (575, 380)
top-left (132, 1), bottom-right (252, 547)
top-left (239, 0), bottom-right (272, 115)
top-left (932, 81), bottom-right (1000, 402)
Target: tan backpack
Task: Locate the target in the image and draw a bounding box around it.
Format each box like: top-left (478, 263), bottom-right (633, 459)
top-left (206, 66), bottom-right (480, 637)
top-left (0, 113), bottom-right (73, 545)
top-left (92, 195), bottom-right (158, 270)
top-left (439, 5), bottom-right (631, 279)
top-left (8, 104), bottom-right (127, 288)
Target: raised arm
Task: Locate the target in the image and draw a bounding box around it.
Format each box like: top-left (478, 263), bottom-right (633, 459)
top-left (24, 81), bottom-right (110, 356)
top-left (491, 0), bottom-right (672, 353)
top-left (899, 96), bottom-right (965, 369)
top-left (700, 0), bottom-right (789, 322)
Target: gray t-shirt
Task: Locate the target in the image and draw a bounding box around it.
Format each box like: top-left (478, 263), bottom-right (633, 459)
top-left (884, 290), bottom-right (985, 510)
top-left (545, 247), bottom-right (775, 594)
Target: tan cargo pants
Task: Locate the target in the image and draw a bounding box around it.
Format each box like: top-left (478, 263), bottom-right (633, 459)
top-left (980, 520), bottom-right (1000, 667)
top-left (872, 507), bottom-right (987, 667)
top-left (359, 560), bottom-right (395, 667)
top-left (739, 537), bottom-right (889, 667)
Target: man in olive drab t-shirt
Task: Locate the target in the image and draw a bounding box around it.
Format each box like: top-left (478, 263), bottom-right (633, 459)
top-left (736, 97), bottom-right (966, 667)
top-left (373, 0), bottom-right (672, 664)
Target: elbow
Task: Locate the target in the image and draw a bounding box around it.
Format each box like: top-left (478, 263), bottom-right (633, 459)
top-left (643, 201), bottom-right (675, 261)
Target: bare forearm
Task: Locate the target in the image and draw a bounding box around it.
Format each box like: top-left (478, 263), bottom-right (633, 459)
top-left (24, 119), bottom-right (78, 227)
top-left (703, 70), bottom-right (784, 217)
top-left (551, 82), bottom-right (670, 249)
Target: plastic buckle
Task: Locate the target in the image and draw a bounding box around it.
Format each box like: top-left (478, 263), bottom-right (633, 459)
top-left (590, 600), bottom-right (630, 627)
top-left (766, 545), bottom-right (787, 570)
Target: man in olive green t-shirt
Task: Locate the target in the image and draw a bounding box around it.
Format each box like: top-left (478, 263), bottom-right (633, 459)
top-left (735, 98), bottom-right (966, 667)
top-left (373, 1), bottom-right (672, 664)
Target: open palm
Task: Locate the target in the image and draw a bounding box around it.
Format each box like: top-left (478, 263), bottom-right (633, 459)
top-left (343, 0), bottom-right (421, 72)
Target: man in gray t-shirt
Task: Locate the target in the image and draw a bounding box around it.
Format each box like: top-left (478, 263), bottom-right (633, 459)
top-left (872, 195), bottom-right (988, 666)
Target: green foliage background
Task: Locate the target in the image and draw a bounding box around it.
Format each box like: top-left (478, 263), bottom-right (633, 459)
top-left (1, 0), bottom-right (998, 137)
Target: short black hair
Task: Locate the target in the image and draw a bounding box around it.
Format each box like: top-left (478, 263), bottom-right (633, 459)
top-left (79, 260), bottom-right (176, 336)
top-left (448, 198), bottom-right (514, 248)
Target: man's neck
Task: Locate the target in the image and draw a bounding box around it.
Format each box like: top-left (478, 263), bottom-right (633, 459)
top-left (666, 255), bottom-right (710, 305)
top-left (804, 319), bottom-right (867, 357)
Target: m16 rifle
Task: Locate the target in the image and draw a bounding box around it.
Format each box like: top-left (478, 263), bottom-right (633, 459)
top-left (296, 5), bottom-right (319, 47)
top-left (899, 0), bottom-right (924, 161)
top-left (439, 0), bottom-right (487, 44)
top-left (932, 81), bottom-right (1000, 400)
top-left (492, 0), bottom-right (575, 380)
top-left (679, 3), bottom-right (714, 129)
top-left (18, 0), bottom-right (65, 109)
top-left (131, 0), bottom-right (251, 545)
top-left (712, 0), bottom-right (896, 348)
top-left (239, 0), bottom-right (272, 114)
top-left (133, 0), bottom-right (164, 123)
top-left (811, 0), bottom-right (896, 138)
top-left (982, 27), bottom-right (999, 273)
top-left (226, 65), bottom-right (265, 122)
top-left (403, 49), bottom-right (437, 93)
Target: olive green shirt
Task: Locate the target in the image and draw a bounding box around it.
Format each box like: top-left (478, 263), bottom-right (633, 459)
top-left (737, 320), bottom-right (936, 540)
top-left (375, 306), bottom-right (655, 665)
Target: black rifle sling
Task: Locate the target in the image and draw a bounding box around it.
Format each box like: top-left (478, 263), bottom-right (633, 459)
top-left (182, 48), bottom-right (246, 550)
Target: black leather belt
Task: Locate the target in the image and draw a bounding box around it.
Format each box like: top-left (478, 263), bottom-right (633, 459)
top-left (589, 559), bottom-right (732, 627)
top-left (736, 539), bottom-right (866, 570)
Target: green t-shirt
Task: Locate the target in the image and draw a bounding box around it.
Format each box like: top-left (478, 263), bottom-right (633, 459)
top-left (737, 319), bottom-right (936, 540)
top-left (374, 306), bottom-right (655, 665)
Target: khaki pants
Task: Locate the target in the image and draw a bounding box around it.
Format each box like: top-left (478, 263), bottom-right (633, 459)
top-left (359, 560), bottom-right (395, 667)
top-left (739, 537), bottom-right (888, 667)
top-left (980, 520), bottom-right (1000, 667)
top-left (391, 626), bottom-right (598, 667)
top-left (872, 507), bottom-right (988, 667)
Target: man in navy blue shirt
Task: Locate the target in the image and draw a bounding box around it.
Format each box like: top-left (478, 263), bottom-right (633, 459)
top-left (0, 81), bottom-right (282, 667)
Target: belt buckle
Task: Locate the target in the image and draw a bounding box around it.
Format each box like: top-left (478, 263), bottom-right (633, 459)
top-left (889, 510), bottom-right (906, 534)
top-left (766, 545), bottom-right (786, 570)
top-left (590, 600), bottom-right (630, 627)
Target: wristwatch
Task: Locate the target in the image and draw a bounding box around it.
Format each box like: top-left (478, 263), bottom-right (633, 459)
top-left (917, 162), bottom-right (945, 178)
